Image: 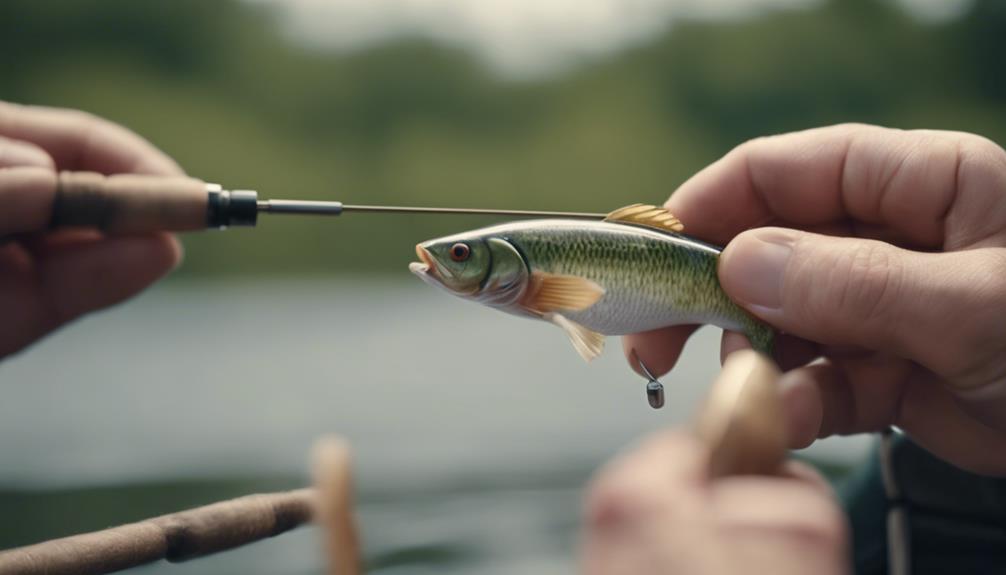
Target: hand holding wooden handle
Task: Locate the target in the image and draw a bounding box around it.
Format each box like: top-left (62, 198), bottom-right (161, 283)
top-left (51, 171), bottom-right (210, 233)
top-left (693, 350), bottom-right (787, 478)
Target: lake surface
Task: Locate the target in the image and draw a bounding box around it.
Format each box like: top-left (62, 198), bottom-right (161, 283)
top-left (0, 278), bottom-right (872, 573)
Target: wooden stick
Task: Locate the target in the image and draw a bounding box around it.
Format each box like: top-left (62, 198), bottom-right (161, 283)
top-left (0, 489), bottom-right (314, 575)
top-left (312, 436), bottom-right (362, 575)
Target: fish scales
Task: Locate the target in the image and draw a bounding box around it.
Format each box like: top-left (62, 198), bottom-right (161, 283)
top-left (409, 209), bottom-right (774, 361)
top-left (503, 221), bottom-right (750, 335)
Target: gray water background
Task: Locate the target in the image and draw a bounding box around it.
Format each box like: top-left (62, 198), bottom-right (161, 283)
top-left (0, 278), bottom-right (871, 573)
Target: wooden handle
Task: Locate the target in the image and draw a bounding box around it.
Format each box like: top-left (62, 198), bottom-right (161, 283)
top-left (693, 350), bottom-right (787, 478)
top-left (51, 171), bottom-right (210, 233)
top-left (0, 489), bottom-right (315, 575)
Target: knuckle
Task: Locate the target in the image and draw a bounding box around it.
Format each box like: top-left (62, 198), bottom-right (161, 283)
top-left (793, 499), bottom-right (847, 550)
top-left (730, 136), bottom-right (770, 164)
top-left (939, 250), bottom-right (1006, 379)
top-left (958, 134), bottom-right (1006, 184)
top-left (69, 109), bottom-right (101, 136)
top-left (60, 109), bottom-right (102, 152)
top-left (961, 133), bottom-right (1006, 163)
top-left (795, 239), bottom-right (904, 339)
top-left (737, 135), bottom-right (771, 150)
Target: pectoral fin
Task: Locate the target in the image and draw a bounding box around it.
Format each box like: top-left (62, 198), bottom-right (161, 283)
top-left (523, 272), bottom-right (605, 314)
top-left (605, 203), bottom-right (684, 234)
top-left (547, 313), bottom-right (605, 362)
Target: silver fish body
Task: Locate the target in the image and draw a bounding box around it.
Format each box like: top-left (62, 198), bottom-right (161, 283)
top-left (410, 212), bottom-right (773, 360)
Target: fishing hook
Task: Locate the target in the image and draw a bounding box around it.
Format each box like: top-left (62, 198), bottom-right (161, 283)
top-left (629, 349), bottom-right (665, 409)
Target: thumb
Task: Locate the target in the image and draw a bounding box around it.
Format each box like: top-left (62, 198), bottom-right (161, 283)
top-left (718, 228), bottom-right (1002, 382)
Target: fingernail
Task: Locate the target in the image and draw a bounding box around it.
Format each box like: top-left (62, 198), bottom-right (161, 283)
top-left (722, 228), bottom-right (796, 311)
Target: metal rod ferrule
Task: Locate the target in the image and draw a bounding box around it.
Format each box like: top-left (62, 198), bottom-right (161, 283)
top-left (258, 200), bottom-right (345, 216)
top-left (208, 189), bottom-right (259, 228)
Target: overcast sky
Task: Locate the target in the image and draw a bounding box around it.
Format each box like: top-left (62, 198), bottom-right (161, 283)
top-left (246, 0), bottom-right (974, 78)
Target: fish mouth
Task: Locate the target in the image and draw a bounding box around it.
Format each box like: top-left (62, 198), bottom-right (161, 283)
top-left (409, 245), bottom-right (438, 280)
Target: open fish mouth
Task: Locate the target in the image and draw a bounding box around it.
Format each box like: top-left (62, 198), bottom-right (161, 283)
top-left (409, 244), bottom-right (445, 285)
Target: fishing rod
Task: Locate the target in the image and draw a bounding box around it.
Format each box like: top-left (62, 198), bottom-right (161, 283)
top-left (47, 171), bottom-right (606, 234)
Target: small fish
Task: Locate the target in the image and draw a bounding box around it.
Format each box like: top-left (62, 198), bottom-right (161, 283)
top-left (409, 204), bottom-right (773, 361)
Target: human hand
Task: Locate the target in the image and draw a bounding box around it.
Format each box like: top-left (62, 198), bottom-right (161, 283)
top-left (0, 101), bottom-right (183, 359)
top-left (580, 431), bottom-right (848, 575)
top-left (625, 124), bottom-right (1006, 475)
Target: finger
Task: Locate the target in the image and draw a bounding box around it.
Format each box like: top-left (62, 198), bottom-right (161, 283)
top-left (779, 460), bottom-right (835, 494)
top-left (951, 378), bottom-right (1006, 440)
top-left (710, 474), bottom-right (846, 551)
top-left (778, 367), bottom-right (827, 449)
top-left (780, 359), bottom-right (910, 448)
top-left (896, 370), bottom-right (1006, 476)
top-left (0, 135), bottom-right (55, 169)
top-left (719, 330), bottom-right (751, 363)
top-left (0, 101), bottom-right (183, 176)
top-left (581, 433), bottom-right (708, 574)
top-left (0, 167), bottom-right (57, 236)
top-left (666, 124), bottom-right (1006, 249)
top-left (585, 431), bottom-right (707, 531)
top-left (719, 228), bottom-right (1006, 381)
top-left (785, 359), bottom-right (1006, 475)
top-left (776, 355), bottom-right (1006, 464)
top-left (621, 325), bottom-right (698, 378)
top-left (39, 233), bottom-right (183, 320)
top-left (781, 220), bottom-right (928, 252)
top-left (718, 330), bottom-right (821, 372)
top-left (17, 229), bottom-right (105, 253)
top-left (773, 334), bottom-right (822, 372)
top-left (7, 234), bottom-right (182, 354)
top-left (778, 359), bottom-right (912, 445)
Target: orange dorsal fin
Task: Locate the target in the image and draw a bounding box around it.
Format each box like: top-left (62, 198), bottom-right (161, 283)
top-left (604, 203), bottom-right (684, 234)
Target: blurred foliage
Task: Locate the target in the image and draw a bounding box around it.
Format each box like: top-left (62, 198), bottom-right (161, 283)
top-left (1, 0), bottom-right (1004, 277)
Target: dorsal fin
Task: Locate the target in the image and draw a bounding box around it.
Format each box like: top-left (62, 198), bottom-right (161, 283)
top-left (604, 203), bottom-right (684, 234)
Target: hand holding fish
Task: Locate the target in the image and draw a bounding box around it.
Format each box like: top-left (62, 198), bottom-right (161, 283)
top-left (0, 102), bottom-right (182, 359)
top-left (627, 124), bottom-right (1006, 475)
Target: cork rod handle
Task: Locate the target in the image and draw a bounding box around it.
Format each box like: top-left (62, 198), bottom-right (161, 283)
top-left (49, 171), bottom-right (231, 233)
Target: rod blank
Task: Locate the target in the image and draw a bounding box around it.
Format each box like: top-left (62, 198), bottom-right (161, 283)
top-left (46, 171), bottom-right (609, 235)
top-left (259, 199), bottom-right (605, 219)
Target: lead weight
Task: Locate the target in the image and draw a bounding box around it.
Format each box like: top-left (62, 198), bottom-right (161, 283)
top-left (646, 380), bottom-right (665, 409)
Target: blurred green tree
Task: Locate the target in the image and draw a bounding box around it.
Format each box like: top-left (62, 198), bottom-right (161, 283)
top-left (0, 0), bottom-right (1002, 276)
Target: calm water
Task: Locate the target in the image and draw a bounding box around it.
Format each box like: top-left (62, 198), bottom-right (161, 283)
top-left (0, 278), bottom-right (871, 574)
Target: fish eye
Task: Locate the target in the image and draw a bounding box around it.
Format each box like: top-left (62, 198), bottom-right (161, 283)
top-left (449, 243), bottom-right (471, 262)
